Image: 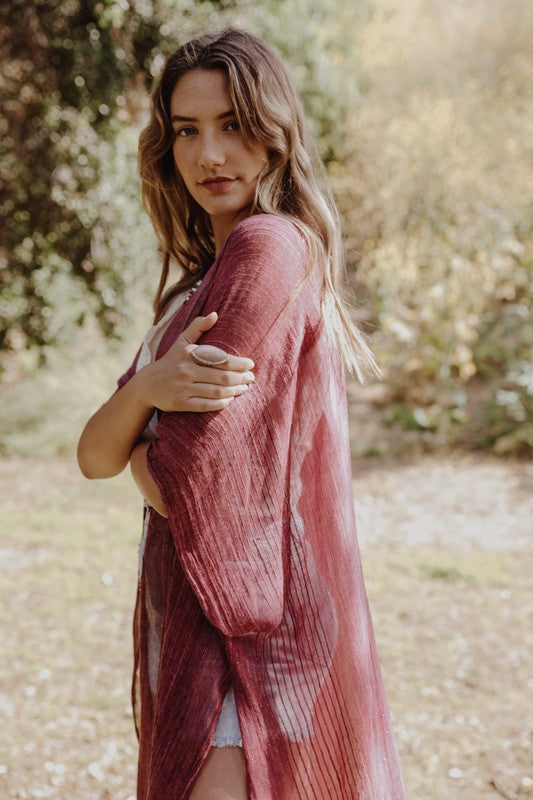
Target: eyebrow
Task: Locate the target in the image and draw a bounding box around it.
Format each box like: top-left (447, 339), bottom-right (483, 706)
top-left (170, 109), bottom-right (235, 123)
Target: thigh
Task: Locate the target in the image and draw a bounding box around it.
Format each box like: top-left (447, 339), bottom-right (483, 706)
top-left (188, 746), bottom-right (248, 800)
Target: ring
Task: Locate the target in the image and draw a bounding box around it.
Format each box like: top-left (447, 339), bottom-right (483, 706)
top-left (190, 344), bottom-right (230, 367)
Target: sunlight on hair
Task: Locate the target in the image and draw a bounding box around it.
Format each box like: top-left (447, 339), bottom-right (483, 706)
top-left (138, 27), bottom-right (382, 384)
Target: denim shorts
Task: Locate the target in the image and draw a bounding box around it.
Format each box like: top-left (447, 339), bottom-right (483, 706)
top-left (212, 684), bottom-right (243, 747)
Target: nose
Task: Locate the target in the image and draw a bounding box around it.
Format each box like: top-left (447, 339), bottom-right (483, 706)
top-left (197, 131), bottom-right (225, 169)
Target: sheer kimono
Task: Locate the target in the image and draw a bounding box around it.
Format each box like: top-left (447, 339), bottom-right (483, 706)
top-left (117, 214), bottom-right (407, 800)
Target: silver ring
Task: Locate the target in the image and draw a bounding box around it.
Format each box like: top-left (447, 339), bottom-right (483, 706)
top-left (190, 344), bottom-right (229, 367)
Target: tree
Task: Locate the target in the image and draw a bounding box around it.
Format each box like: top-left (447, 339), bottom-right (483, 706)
top-left (1, 0), bottom-right (368, 360)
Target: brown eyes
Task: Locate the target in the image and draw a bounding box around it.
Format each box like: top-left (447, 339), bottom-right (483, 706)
top-left (175, 126), bottom-right (195, 138)
top-left (173, 120), bottom-right (240, 138)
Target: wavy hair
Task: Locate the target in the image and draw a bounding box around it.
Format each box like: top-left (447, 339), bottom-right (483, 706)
top-left (138, 27), bottom-right (380, 382)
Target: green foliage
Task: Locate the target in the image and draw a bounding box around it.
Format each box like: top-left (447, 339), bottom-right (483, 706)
top-left (1, 0), bottom-right (368, 360)
top-left (2, 0), bottom-right (531, 456)
top-left (420, 565), bottom-right (466, 582)
top-left (1, 0), bottom-right (159, 354)
top-left (332, 0), bottom-right (533, 456)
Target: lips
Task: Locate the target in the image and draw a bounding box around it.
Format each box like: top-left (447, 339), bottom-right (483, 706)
top-left (200, 176), bottom-right (236, 185)
top-left (199, 176), bottom-right (237, 194)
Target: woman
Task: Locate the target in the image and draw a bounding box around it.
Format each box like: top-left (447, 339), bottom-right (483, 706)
top-left (77, 27), bottom-right (407, 800)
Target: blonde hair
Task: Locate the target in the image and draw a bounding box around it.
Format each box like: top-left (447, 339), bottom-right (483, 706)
top-left (138, 27), bottom-right (381, 382)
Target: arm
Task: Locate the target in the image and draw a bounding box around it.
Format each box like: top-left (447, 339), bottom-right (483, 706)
top-left (77, 368), bottom-right (154, 479)
top-left (76, 314), bottom-right (255, 480)
top-left (146, 215), bottom-right (316, 637)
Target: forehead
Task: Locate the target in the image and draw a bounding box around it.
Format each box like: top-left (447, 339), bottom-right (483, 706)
top-left (170, 69), bottom-right (231, 117)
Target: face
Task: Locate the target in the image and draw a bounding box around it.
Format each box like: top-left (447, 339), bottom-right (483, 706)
top-left (170, 68), bottom-right (268, 243)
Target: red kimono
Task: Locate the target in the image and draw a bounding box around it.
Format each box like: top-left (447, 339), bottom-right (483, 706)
top-left (117, 214), bottom-right (408, 800)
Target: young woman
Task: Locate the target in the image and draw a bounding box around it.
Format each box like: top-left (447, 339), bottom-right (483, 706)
top-left (77, 27), bottom-right (407, 800)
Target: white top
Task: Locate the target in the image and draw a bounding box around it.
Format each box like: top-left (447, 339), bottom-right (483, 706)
top-left (136, 289), bottom-right (191, 440)
top-left (136, 286), bottom-right (192, 576)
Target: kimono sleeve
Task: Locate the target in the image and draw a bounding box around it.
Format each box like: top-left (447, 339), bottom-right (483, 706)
top-left (146, 214), bottom-right (312, 638)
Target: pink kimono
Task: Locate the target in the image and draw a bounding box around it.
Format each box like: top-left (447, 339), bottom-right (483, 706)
top-left (117, 214), bottom-right (408, 800)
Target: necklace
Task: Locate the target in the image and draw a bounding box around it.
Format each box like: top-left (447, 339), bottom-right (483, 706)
top-left (184, 277), bottom-right (202, 303)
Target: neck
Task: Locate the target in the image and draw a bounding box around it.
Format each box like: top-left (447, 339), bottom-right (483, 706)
top-left (211, 205), bottom-right (254, 257)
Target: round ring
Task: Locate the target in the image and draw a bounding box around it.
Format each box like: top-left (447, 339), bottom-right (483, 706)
top-left (190, 344), bottom-right (229, 367)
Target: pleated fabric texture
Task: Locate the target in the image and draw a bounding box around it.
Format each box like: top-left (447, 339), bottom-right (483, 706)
top-left (117, 214), bottom-right (408, 800)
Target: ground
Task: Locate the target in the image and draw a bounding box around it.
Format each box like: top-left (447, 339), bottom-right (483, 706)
top-left (0, 452), bottom-right (531, 800)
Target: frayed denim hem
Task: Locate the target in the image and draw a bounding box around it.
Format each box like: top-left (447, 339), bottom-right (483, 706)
top-left (211, 736), bottom-right (243, 748)
top-left (212, 684), bottom-right (242, 748)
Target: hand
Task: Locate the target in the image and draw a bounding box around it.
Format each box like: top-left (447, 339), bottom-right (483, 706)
top-left (134, 311), bottom-right (255, 413)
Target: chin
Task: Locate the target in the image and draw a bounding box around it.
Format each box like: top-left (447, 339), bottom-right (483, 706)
top-left (204, 198), bottom-right (252, 217)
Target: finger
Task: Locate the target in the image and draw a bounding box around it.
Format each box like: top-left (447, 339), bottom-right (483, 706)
top-left (181, 312), bottom-right (218, 344)
top-left (214, 353), bottom-right (255, 371)
top-left (185, 347), bottom-right (254, 372)
top-left (190, 366), bottom-right (255, 386)
top-left (188, 382), bottom-right (250, 400)
top-left (183, 396), bottom-right (236, 412)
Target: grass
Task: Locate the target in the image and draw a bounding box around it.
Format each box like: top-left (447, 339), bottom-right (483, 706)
top-left (1, 456), bottom-right (531, 800)
top-left (0, 315), bottom-right (150, 460)
top-left (1, 460), bottom-right (140, 800)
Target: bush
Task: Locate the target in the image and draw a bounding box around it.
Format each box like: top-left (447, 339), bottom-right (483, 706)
top-left (331, 0), bottom-right (533, 455)
top-left (1, 0), bottom-right (369, 363)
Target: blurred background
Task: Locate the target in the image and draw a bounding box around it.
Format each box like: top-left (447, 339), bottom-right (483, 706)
top-left (1, 1), bottom-right (531, 798)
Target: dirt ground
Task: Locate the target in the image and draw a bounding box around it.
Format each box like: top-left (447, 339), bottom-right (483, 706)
top-left (0, 452), bottom-right (531, 800)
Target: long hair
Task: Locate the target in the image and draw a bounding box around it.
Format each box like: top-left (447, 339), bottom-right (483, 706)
top-left (138, 27), bottom-right (381, 382)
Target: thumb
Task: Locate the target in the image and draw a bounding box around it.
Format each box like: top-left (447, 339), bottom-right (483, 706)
top-left (183, 311), bottom-right (218, 343)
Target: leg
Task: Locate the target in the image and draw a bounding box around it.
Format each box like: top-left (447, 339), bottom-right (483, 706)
top-left (188, 745), bottom-right (248, 800)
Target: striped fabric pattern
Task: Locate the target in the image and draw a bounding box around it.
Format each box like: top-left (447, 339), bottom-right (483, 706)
top-left (118, 214), bottom-right (407, 800)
